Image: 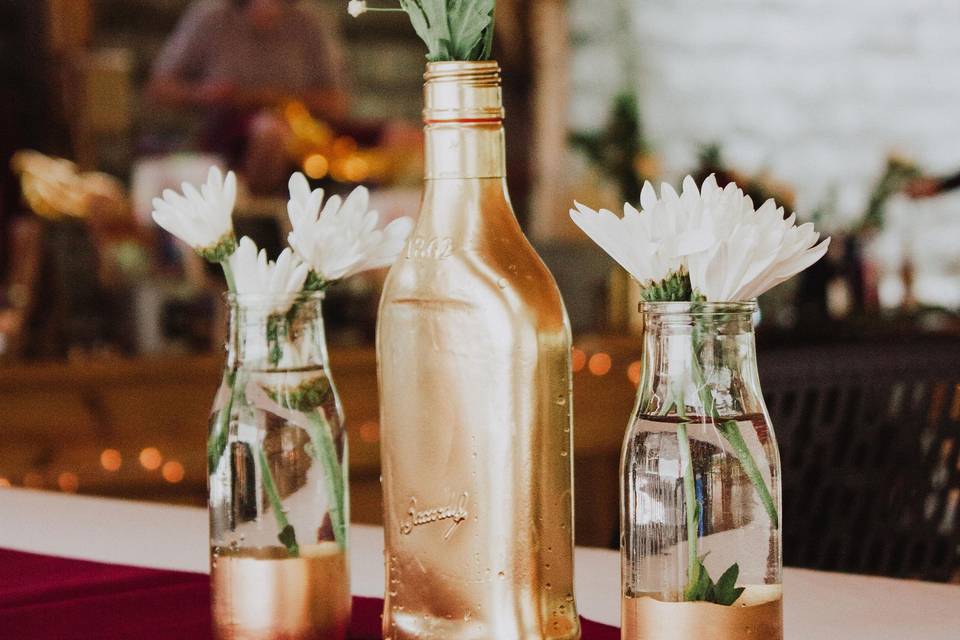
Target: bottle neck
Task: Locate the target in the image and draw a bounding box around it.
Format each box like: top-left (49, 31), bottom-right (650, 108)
top-left (422, 60), bottom-right (506, 181)
top-left (424, 122), bottom-right (506, 180)
top-left (226, 295), bottom-right (329, 371)
top-left (637, 303), bottom-right (763, 420)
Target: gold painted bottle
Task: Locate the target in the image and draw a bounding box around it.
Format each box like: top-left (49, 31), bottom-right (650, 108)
top-left (377, 61), bottom-right (580, 640)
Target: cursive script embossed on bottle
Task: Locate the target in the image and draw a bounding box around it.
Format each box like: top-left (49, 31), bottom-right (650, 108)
top-left (377, 62), bottom-right (580, 640)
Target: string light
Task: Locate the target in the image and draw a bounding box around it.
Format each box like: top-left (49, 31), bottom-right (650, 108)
top-left (588, 353), bottom-right (612, 376)
top-left (57, 472), bottom-right (79, 493)
top-left (100, 449), bottom-right (122, 472)
top-left (139, 447), bottom-right (163, 471)
top-left (303, 154), bottom-right (329, 179)
top-left (161, 461), bottom-right (185, 484)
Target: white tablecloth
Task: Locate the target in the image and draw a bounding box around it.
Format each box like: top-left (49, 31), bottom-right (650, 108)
top-left (2, 488), bottom-right (958, 639)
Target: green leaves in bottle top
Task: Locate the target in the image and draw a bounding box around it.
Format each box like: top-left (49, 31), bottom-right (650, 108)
top-left (349, 0), bottom-right (496, 62)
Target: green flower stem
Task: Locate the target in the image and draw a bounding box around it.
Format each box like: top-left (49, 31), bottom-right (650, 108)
top-left (306, 411), bottom-right (347, 549)
top-left (257, 447), bottom-right (300, 557)
top-left (689, 320), bottom-right (780, 529)
top-left (676, 419), bottom-right (700, 592)
top-left (206, 371), bottom-right (236, 471)
top-left (220, 259), bottom-right (236, 292)
top-left (719, 419), bottom-right (779, 528)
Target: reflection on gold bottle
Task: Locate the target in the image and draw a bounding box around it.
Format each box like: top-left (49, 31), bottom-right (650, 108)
top-left (211, 543), bottom-right (350, 640)
top-left (377, 61), bottom-right (580, 640)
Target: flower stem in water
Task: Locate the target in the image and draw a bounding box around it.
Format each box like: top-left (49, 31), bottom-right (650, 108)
top-left (306, 411), bottom-right (347, 549)
top-left (258, 447), bottom-right (300, 557)
top-left (718, 420), bottom-right (778, 528)
top-left (676, 420), bottom-right (700, 592)
top-left (207, 371), bottom-right (237, 472)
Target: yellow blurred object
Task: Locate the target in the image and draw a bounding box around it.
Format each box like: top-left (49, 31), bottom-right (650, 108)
top-left (303, 154), bottom-right (330, 179)
top-left (10, 149), bottom-right (128, 221)
top-left (281, 100), bottom-right (421, 185)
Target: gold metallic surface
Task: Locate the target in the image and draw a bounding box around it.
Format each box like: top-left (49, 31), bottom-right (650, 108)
top-left (377, 61), bottom-right (580, 640)
top-left (211, 543), bottom-right (350, 640)
top-left (423, 61), bottom-right (504, 122)
top-left (621, 587), bottom-right (783, 640)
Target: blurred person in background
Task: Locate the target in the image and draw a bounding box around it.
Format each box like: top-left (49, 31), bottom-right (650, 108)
top-left (147, 0), bottom-right (348, 194)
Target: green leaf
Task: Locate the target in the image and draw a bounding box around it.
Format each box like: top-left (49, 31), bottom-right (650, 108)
top-left (399, 0), bottom-right (449, 61)
top-left (395, 0), bottom-right (495, 61)
top-left (683, 556), bottom-right (712, 601)
top-left (684, 559), bottom-right (746, 606)
top-left (478, 5), bottom-right (496, 60)
top-left (278, 524), bottom-right (300, 555)
top-left (715, 562), bottom-right (739, 595)
top-left (446, 0), bottom-right (493, 60)
top-left (714, 563), bottom-right (744, 605)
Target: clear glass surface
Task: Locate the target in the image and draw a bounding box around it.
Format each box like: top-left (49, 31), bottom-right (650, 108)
top-left (620, 302), bottom-right (782, 639)
top-left (209, 293), bottom-right (350, 640)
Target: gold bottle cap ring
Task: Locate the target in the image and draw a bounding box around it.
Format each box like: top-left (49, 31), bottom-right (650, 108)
top-left (423, 61), bottom-right (505, 123)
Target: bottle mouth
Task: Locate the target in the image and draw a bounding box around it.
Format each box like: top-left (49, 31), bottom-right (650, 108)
top-left (225, 291), bottom-right (325, 308)
top-left (638, 300), bottom-right (757, 317)
top-left (423, 61), bottom-right (501, 85)
top-left (423, 61), bottom-right (504, 123)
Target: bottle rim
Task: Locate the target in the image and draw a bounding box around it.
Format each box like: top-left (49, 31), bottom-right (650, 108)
top-left (423, 60), bottom-right (504, 123)
top-left (638, 300), bottom-right (757, 317)
top-left (224, 291), bottom-right (326, 307)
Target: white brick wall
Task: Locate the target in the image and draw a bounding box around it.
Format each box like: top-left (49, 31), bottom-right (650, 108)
top-left (570, 0), bottom-right (960, 307)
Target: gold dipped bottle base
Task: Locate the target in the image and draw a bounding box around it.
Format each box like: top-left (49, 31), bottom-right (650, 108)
top-left (212, 542), bottom-right (350, 640)
top-left (621, 585), bottom-right (782, 640)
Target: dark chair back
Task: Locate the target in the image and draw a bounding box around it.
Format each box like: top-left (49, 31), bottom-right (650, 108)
top-left (760, 340), bottom-right (960, 582)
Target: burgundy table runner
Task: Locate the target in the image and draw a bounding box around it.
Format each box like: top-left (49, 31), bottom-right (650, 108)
top-left (0, 549), bottom-right (618, 639)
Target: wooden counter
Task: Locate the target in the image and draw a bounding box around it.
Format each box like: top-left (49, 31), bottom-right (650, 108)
top-left (0, 339), bottom-right (642, 546)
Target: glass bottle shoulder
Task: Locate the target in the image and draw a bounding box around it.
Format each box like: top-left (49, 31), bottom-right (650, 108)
top-left (380, 196), bottom-right (567, 332)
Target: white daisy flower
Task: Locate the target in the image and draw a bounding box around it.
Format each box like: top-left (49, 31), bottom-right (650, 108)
top-left (688, 196), bottom-right (830, 302)
top-left (571, 174), bottom-right (829, 302)
top-left (151, 166), bottom-right (237, 262)
top-left (228, 236), bottom-right (310, 315)
top-left (286, 172), bottom-right (414, 285)
top-left (569, 176), bottom-right (713, 298)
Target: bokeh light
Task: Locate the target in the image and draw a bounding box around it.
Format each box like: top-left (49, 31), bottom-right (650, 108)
top-left (161, 461), bottom-right (185, 484)
top-left (139, 447), bottom-right (163, 471)
top-left (100, 449), bottom-right (122, 472)
top-left (627, 360), bottom-right (642, 386)
top-left (588, 353), bottom-right (612, 376)
top-left (303, 154), bottom-right (329, 179)
top-left (57, 472), bottom-right (79, 493)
